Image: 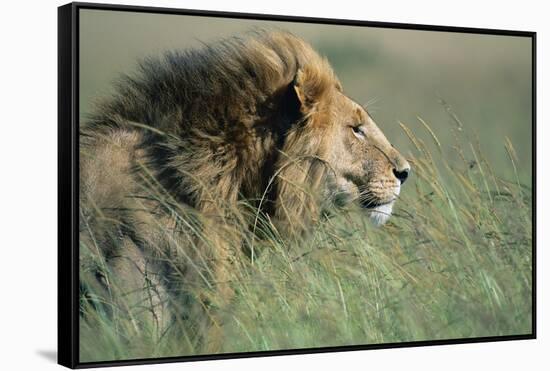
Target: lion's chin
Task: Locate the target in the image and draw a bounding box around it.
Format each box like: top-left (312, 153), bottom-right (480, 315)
top-left (367, 202), bottom-right (394, 226)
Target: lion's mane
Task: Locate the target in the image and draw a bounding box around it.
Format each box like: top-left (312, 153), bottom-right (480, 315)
top-left (82, 30), bottom-right (339, 235)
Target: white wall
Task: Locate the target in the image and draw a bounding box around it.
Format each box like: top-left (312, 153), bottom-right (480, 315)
top-left (0, 0), bottom-right (545, 369)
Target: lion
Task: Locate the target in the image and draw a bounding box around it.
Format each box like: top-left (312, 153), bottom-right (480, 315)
top-left (79, 30), bottom-right (410, 354)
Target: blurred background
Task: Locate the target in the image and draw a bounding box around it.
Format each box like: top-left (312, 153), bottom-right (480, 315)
top-left (80, 9), bottom-right (532, 181)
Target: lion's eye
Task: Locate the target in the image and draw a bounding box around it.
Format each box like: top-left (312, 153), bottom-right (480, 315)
top-left (352, 125), bottom-right (366, 140)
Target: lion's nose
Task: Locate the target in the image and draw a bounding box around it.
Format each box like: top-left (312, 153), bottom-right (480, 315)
top-left (393, 165), bottom-right (410, 184)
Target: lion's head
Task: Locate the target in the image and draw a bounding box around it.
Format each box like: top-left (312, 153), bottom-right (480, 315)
top-left (322, 92), bottom-right (410, 226)
top-left (85, 30), bottom-right (409, 235)
top-left (274, 49), bottom-right (410, 231)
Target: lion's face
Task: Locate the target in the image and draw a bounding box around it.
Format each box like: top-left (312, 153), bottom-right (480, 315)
top-left (278, 62), bottom-right (409, 231)
top-left (318, 89), bottom-right (410, 225)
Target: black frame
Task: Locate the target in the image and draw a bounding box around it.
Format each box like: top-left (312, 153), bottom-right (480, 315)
top-left (58, 2), bottom-right (537, 369)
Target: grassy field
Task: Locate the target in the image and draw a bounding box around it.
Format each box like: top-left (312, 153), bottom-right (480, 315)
top-left (79, 115), bottom-right (532, 362)
top-left (78, 10), bottom-right (532, 363)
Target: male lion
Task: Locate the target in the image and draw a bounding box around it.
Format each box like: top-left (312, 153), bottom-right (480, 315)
top-left (80, 30), bottom-right (410, 353)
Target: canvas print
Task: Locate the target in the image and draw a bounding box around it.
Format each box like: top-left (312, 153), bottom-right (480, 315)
top-left (76, 7), bottom-right (533, 364)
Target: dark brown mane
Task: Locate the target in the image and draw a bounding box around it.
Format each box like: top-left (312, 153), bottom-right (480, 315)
top-left (82, 30), bottom-right (338, 213)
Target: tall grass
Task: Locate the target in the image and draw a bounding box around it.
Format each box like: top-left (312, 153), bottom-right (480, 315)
top-left (79, 116), bottom-right (532, 362)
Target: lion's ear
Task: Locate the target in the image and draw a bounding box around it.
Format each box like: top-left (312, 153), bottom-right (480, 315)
top-left (292, 66), bottom-right (329, 113)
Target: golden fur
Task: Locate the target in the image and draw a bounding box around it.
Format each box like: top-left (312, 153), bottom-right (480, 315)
top-left (79, 30), bottom-right (410, 351)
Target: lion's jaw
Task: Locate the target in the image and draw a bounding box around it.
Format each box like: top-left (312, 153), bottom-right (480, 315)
top-left (368, 202), bottom-right (394, 226)
top-left (366, 184), bottom-right (400, 226)
top-left (325, 175), bottom-right (400, 226)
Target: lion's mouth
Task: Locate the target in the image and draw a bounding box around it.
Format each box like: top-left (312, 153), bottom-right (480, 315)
top-left (359, 199), bottom-right (390, 209)
top-left (357, 192), bottom-right (397, 226)
top-left (365, 201), bottom-right (395, 226)
top-left (357, 185), bottom-right (400, 213)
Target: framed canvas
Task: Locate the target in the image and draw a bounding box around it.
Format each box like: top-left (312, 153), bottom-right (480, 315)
top-left (58, 2), bottom-right (536, 368)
